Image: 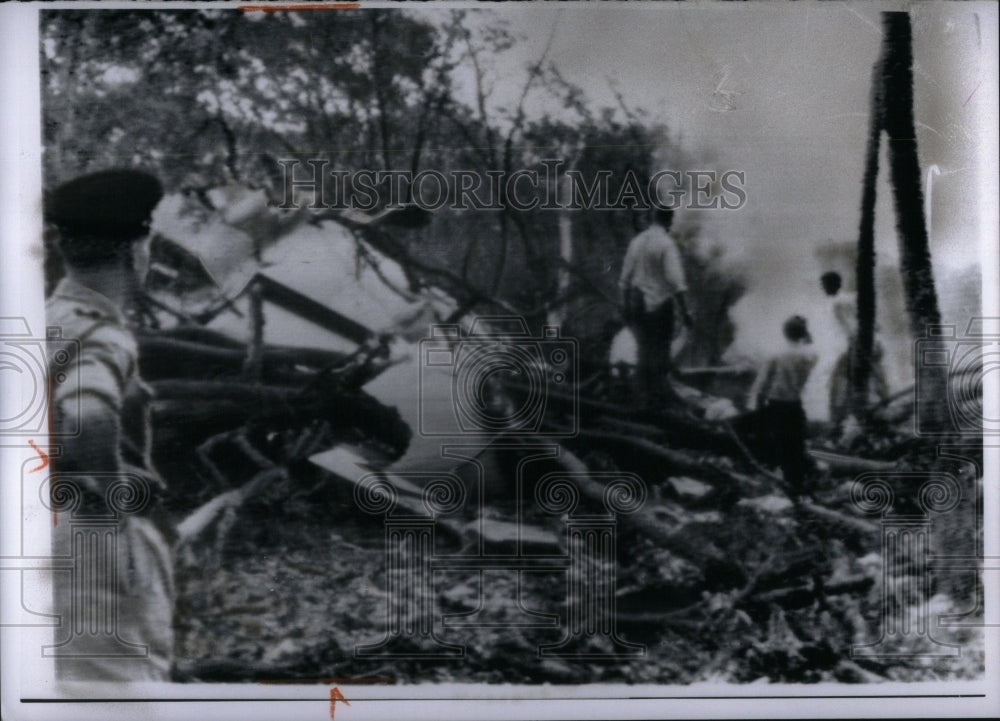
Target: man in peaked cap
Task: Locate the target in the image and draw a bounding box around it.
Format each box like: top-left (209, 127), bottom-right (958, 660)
top-left (45, 169), bottom-right (175, 681)
top-left (618, 207), bottom-right (694, 408)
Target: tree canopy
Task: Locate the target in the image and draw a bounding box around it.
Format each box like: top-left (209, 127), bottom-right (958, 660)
top-left (42, 8), bottom-right (743, 363)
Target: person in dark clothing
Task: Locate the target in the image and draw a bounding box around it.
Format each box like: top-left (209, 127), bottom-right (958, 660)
top-left (746, 315), bottom-right (818, 497)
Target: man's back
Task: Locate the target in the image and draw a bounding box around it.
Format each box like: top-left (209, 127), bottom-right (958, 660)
top-left (46, 277), bottom-right (172, 682)
top-left (759, 347), bottom-right (818, 403)
top-left (620, 224), bottom-right (687, 310)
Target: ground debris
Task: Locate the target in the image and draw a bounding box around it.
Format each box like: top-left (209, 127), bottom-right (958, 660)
top-left (165, 334), bottom-right (983, 684)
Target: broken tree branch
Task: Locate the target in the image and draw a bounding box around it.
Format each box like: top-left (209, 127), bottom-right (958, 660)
top-left (555, 446), bottom-right (730, 567)
top-left (175, 466), bottom-right (287, 545)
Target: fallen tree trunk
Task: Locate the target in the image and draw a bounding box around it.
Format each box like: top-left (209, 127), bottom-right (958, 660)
top-left (507, 380), bottom-right (741, 455)
top-left (152, 324), bottom-right (247, 348)
top-left (798, 499), bottom-right (881, 538)
top-left (561, 429), bottom-right (880, 551)
top-left (138, 334), bottom-right (349, 382)
top-left (615, 574), bottom-right (876, 626)
top-left (563, 427), bottom-right (762, 493)
top-left (554, 446), bottom-right (733, 569)
top-left (808, 448), bottom-right (896, 473)
top-left (745, 574), bottom-right (875, 609)
top-left (152, 381), bottom-right (411, 459)
top-left (176, 466), bottom-right (286, 544)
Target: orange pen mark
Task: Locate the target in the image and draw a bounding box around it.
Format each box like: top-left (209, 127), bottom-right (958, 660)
top-left (46, 373), bottom-right (56, 525)
top-left (28, 439), bottom-right (49, 473)
top-left (329, 687), bottom-right (350, 719)
top-left (27, 439), bottom-right (54, 523)
top-left (240, 3), bottom-right (361, 12)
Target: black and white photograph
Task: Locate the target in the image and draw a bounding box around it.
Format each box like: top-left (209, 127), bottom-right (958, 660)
top-left (0, 1), bottom-right (997, 719)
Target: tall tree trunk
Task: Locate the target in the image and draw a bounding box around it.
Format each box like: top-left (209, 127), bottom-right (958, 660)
top-left (851, 51), bottom-right (884, 415)
top-left (549, 158), bottom-right (577, 328)
top-left (853, 12), bottom-right (946, 431)
top-left (881, 13), bottom-right (943, 335)
top-left (881, 12), bottom-right (947, 433)
top-left (369, 12), bottom-right (393, 173)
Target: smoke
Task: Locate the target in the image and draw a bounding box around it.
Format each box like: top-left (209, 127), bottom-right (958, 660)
top-left (721, 230), bottom-right (979, 421)
top-left (719, 230), bottom-right (918, 422)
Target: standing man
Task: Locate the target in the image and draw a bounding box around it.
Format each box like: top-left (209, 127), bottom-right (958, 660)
top-left (802, 271), bottom-right (854, 421)
top-left (820, 271), bottom-right (855, 337)
top-left (746, 315), bottom-right (818, 497)
top-left (619, 207), bottom-right (693, 406)
top-left (819, 272), bottom-right (890, 430)
top-left (45, 169), bottom-right (173, 681)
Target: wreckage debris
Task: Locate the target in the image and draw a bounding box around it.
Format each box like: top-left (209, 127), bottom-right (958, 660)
top-left (132, 191), bottom-right (980, 684)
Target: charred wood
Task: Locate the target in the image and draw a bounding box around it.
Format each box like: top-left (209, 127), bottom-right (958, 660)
top-left (554, 447), bottom-right (735, 571)
top-left (152, 381), bottom-right (411, 460)
top-left (138, 332), bottom-right (349, 381)
top-left (508, 380), bottom-right (740, 455)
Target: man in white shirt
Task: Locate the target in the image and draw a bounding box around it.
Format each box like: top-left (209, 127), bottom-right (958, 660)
top-left (619, 208), bottom-right (693, 406)
top-left (802, 271), bottom-right (853, 421)
top-left (819, 272), bottom-right (890, 428)
top-left (746, 315), bottom-right (818, 497)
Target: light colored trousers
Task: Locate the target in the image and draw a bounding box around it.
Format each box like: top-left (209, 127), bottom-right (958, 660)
top-left (51, 516), bottom-right (174, 681)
